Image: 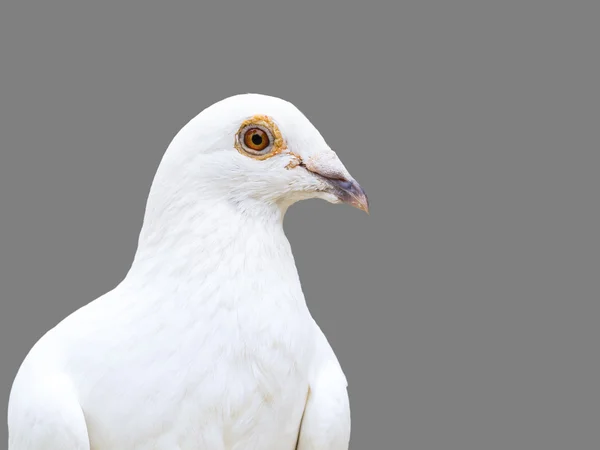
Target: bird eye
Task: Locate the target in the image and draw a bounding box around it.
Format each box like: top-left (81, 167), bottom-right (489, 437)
top-left (234, 115), bottom-right (285, 160)
top-left (243, 128), bottom-right (270, 152)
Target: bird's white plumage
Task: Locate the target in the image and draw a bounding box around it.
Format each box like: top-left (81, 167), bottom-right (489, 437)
top-left (8, 94), bottom-right (362, 450)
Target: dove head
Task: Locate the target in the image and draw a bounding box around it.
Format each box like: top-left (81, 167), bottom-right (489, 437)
top-left (151, 93), bottom-right (369, 221)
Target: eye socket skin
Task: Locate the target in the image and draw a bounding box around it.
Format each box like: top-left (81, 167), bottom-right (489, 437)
top-left (234, 115), bottom-right (287, 160)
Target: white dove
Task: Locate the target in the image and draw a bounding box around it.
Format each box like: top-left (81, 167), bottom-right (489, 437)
top-left (7, 93), bottom-right (369, 450)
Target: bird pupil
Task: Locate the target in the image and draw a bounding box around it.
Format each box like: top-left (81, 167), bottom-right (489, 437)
top-left (251, 133), bottom-right (263, 146)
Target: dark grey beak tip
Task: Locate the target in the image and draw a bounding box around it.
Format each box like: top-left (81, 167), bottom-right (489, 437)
top-left (328, 178), bottom-right (370, 214)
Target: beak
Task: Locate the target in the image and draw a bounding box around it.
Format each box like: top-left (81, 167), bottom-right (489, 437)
top-left (305, 164), bottom-right (370, 214)
top-left (325, 176), bottom-right (370, 214)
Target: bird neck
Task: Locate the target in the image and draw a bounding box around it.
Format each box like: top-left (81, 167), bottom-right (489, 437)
top-left (122, 181), bottom-right (304, 309)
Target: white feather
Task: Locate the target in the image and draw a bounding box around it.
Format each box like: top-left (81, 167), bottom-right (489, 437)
top-left (8, 93), bottom-right (355, 450)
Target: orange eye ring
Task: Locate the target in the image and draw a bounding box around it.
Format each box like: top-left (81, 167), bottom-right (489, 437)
top-left (243, 128), bottom-right (270, 151)
top-left (234, 115), bottom-right (286, 160)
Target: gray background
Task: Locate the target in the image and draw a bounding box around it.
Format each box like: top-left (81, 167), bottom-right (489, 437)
top-left (1, 1), bottom-right (598, 449)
